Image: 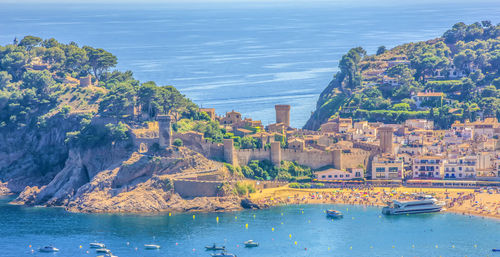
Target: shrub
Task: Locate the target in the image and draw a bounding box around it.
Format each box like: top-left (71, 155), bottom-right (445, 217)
top-left (172, 138), bottom-right (183, 147)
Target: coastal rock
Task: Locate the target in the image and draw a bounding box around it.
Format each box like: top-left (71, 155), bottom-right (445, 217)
top-left (241, 198), bottom-right (261, 209)
top-left (14, 146), bottom-right (241, 213)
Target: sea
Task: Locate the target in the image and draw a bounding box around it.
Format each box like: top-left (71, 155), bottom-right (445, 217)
top-left (1, 2), bottom-right (500, 256)
top-left (1, 195), bottom-right (499, 257)
top-left (1, 0), bottom-right (500, 127)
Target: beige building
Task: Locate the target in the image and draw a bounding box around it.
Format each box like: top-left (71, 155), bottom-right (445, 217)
top-left (412, 155), bottom-right (445, 179)
top-left (371, 154), bottom-right (404, 180)
top-left (314, 168), bottom-right (363, 180)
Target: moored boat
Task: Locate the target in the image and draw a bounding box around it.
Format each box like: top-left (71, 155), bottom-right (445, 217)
top-left (90, 242), bottom-right (106, 248)
top-left (205, 244), bottom-right (226, 251)
top-left (39, 246), bottom-right (59, 252)
top-left (211, 251), bottom-right (237, 257)
top-left (326, 210), bottom-right (343, 218)
top-left (244, 240), bottom-right (259, 247)
top-left (96, 248), bottom-right (111, 253)
top-left (144, 244), bottom-right (161, 249)
top-left (382, 195), bottom-right (445, 215)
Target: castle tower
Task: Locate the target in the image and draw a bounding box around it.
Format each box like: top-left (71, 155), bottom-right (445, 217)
top-left (79, 75), bottom-right (92, 87)
top-left (223, 138), bottom-right (238, 165)
top-left (270, 141), bottom-right (281, 167)
top-left (157, 115), bottom-right (172, 148)
top-left (275, 105), bottom-right (291, 127)
top-left (378, 127), bottom-right (394, 154)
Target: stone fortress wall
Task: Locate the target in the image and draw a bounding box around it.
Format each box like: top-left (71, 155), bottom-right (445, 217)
top-left (131, 107), bottom-right (373, 172)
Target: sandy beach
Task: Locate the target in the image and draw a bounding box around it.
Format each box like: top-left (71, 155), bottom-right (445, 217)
top-left (249, 186), bottom-right (500, 220)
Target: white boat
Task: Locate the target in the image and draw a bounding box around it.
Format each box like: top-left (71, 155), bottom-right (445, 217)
top-left (39, 246), bottom-right (59, 252)
top-left (244, 240), bottom-right (259, 247)
top-left (382, 195), bottom-right (445, 215)
top-left (90, 242), bottom-right (106, 248)
top-left (96, 248), bottom-right (111, 253)
top-left (144, 244), bottom-right (161, 249)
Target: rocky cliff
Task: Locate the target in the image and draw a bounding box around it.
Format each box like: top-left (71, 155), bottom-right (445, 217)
top-left (13, 146), bottom-right (242, 213)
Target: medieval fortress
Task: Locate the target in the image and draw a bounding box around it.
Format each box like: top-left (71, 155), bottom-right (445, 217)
top-left (131, 104), bottom-right (392, 179)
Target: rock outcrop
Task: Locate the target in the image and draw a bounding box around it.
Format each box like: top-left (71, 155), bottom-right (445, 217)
top-left (13, 146), bottom-right (242, 213)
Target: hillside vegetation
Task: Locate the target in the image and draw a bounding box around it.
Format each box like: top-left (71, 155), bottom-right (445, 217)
top-left (0, 36), bottom-right (198, 191)
top-left (305, 21), bottom-right (500, 130)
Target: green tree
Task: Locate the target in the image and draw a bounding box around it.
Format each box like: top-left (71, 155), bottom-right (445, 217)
top-left (22, 70), bottom-right (55, 95)
top-left (376, 46), bottom-right (386, 55)
top-left (18, 36), bottom-right (42, 51)
top-left (83, 46), bottom-right (117, 78)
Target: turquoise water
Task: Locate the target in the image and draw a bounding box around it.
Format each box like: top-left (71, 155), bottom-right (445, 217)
top-left (1, 1), bottom-right (500, 127)
top-left (1, 195), bottom-right (499, 256)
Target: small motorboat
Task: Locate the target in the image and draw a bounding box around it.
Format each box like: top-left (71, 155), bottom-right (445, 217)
top-left (492, 249), bottom-right (500, 252)
top-left (90, 242), bottom-right (106, 248)
top-left (144, 244), bottom-right (161, 249)
top-left (96, 248), bottom-right (111, 254)
top-left (326, 209), bottom-right (343, 218)
top-left (244, 240), bottom-right (259, 247)
top-left (205, 244), bottom-right (226, 251)
top-left (211, 251), bottom-right (237, 257)
top-left (39, 246), bottom-right (59, 252)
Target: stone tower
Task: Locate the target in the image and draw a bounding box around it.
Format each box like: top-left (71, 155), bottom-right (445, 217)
top-left (79, 75), bottom-right (92, 87)
top-left (157, 115), bottom-right (172, 148)
top-left (378, 127), bottom-right (394, 154)
top-left (223, 138), bottom-right (238, 166)
top-left (270, 141), bottom-right (282, 167)
top-left (275, 105), bottom-right (291, 127)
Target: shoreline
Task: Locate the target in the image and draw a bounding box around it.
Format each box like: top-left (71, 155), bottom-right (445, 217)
top-left (2, 186), bottom-right (499, 220)
top-left (248, 186), bottom-right (500, 220)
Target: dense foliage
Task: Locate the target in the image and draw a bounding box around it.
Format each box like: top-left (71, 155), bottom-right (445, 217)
top-left (226, 160), bottom-right (312, 181)
top-left (0, 36), bottom-right (198, 148)
top-left (306, 21), bottom-right (500, 129)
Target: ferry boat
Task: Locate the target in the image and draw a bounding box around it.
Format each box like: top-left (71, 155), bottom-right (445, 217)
top-left (382, 195), bottom-right (445, 215)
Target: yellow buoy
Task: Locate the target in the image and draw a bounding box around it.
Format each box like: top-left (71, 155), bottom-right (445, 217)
top-left (281, 213), bottom-right (284, 216)
top-left (352, 217), bottom-right (355, 220)
top-left (412, 245), bottom-right (415, 248)
top-left (216, 216), bottom-right (219, 223)
top-left (328, 247), bottom-right (330, 251)
top-left (169, 212), bottom-right (171, 216)
top-left (193, 215), bottom-right (195, 220)
top-left (245, 223), bottom-right (248, 229)
top-left (349, 246), bottom-right (352, 250)
top-left (289, 234), bottom-right (292, 238)
top-left (435, 245), bottom-right (438, 248)
top-left (272, 227), bottom-right (274, 232)
top-left (253, 214), bottom-right (256, 219)
top-left (294, 241), bottom-right (297, 245)
top-left (79, 245), bottom-right (82, 248)
top-left (452, 245), bottom-right (455, 248)
top-left (474, 244), bottom-right (477, 248)
top-left (346, 208), bottom-right (348, 211)
top-left (281, 222), bottom-right (284, 225)
top-left (235, 216), bottom-right (237, 220)
top-left (370, 246), bottom-right (373, 249)
top-left (301, 211), bottom-right (304, 214)
top-left (392, 245), bottom-right (395, 248)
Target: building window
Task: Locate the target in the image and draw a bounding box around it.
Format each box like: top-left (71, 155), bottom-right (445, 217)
top-left (376, 167), bottom-right (385, 173)
top-left (328, 175), bottom-right (332, 178)
top-left (322, 175), bottom-right (326, 178)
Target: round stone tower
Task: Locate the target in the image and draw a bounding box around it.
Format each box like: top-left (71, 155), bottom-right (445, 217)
top-left (157, 115), bottom-right (172, 148)
top-left (275, 104), bottom-right (291, 127)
